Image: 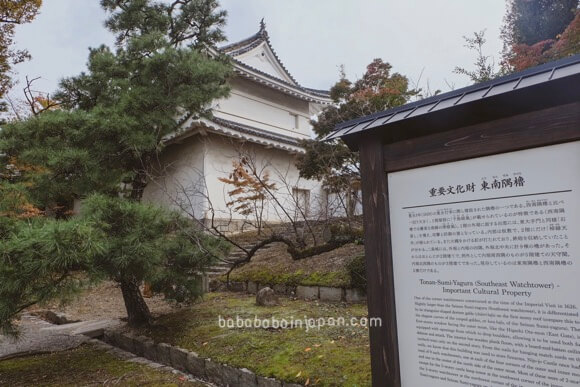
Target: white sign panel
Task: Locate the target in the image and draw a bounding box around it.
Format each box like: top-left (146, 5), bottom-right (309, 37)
top-left (388, 141), bottom-right (580, 387)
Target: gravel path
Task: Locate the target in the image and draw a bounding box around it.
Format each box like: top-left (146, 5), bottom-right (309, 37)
top-left (0, 315), bottom-right (214, 386)
top-left (0, 313), bottom-right (120, 360)
top-left (0, 281), bottom-right (176, 360)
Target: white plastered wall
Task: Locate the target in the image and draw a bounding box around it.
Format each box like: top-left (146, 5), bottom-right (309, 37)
top-left (201, 134), bottom-right (326, 227)
top-left (142, 139), bottom-right (207, 219)
top-left (213, 78), bottom-right (312, 139)
top-left (143, 75), bottom-right (330, 228)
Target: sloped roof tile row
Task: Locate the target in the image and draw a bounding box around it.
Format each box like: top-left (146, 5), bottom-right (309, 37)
top-left (325, 54), bottom-right (580, 142)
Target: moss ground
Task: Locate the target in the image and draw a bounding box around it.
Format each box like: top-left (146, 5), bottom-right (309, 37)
top-left (223, 242), bottom-right (364, 288)
top-left (136, 292), bottom-right (372, 386)
top-left (0, 344), bottom-right (205, 386)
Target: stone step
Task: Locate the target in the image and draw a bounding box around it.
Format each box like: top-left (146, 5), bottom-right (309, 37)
top-left (206, 270), bottom-right (228, 277)
top-left (227, 253), bottom-right (247, 258)
top-left (207, 268), bottom-right (228, 274)
top-left (208, 264), bottom-right (230, 270)
top-left (211, 262), bottom-right (232, 267)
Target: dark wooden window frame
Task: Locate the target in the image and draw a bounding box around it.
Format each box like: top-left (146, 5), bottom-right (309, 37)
top-left (359, 102), bottom-right (580, 386)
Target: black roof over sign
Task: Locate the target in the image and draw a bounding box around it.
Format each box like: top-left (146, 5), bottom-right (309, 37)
top-left (326, 54), bottom-right (580, 150)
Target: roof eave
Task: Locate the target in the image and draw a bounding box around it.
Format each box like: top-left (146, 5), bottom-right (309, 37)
top-left (328, 55), bottom-right (580, 150)
top-left (232, 62), bottom-right (332, 104)
top-left (166, 117), bottom-right (306, 154)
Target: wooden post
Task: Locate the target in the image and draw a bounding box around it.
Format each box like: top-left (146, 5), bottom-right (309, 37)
top-left (359, 135), bottom-right (400, 386)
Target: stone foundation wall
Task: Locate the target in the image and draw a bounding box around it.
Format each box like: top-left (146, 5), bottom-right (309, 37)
top-left (101, 329), bottom-right (300, 387)
top-left (211, 280), bottom-right (366, 303)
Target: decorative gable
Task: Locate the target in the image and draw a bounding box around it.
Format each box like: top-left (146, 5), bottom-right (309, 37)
top-left (219, 19), bottom-right (304, 86)
top-left (166, 20), bottom-right (333, 153)
top-left (233, 41), bottom-right (296, 85)
top-left (216, 20), bottom-right (331, 104)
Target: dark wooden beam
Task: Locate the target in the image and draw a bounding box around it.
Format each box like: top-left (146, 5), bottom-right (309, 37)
top-left (359, 135), bottom-right (400, 386)
top-left (383, 102), bottom-right (580, 173)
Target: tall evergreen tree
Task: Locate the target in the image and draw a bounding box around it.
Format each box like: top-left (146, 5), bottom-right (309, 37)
top-left (502, 0), bottom-right (578, 46)
top-left (0, 0), bottom-right (232, 326)
top-left (501, 0), bottom-right (579, 69)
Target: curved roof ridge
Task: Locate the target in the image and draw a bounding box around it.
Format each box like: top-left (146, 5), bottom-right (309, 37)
top-left (231, 56), bottom-right (330, 99)
top-left (255, 19), bottom-right (300, 87)
top-left (219, 20), bottom-right (313, 89)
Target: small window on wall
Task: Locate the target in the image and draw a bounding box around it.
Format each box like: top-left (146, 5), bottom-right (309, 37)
top-left (292, 188), bottom-right (310, 220)
top-left (290, 113), bottom-right (300, 129)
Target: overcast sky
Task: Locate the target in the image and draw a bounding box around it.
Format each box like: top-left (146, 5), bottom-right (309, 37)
top-left (11, 0), bottom-right (506, 101)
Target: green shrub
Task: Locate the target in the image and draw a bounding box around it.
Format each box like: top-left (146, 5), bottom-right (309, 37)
top-left (0, 194), bottom-right (230, 333)
top-left (347, 255), bottom-right (367, 293)
top-left (81, 194), bottom-right (229, 303)
top-left (0, 218), bottom-right (104, 334)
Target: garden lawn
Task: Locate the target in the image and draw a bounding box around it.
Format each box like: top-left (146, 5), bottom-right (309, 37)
top-left (0, 344), bottom-right (204, 386)
top-left (135, 292), bottom-right (372, 386)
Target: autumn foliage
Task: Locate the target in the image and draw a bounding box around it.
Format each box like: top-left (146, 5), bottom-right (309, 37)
top-left (0, 158), bottom-right (43, 218)
top-left (0, 185), bottom-right (43, 218)
top-left (0, 0), bottom-right (42, 105)
top-left (297, 59), bottom-right (417, 194)
top-left (218, 157), bottom-right (276, 233)
top-left (505, 9), bottom-right (579, 71)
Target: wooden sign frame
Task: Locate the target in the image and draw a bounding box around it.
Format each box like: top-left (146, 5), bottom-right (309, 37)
top-left (358, 102), bottom-right (580, 386)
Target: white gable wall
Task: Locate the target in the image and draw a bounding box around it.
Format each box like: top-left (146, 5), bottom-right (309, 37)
top-left (234, 41), bottom-right (296, 84)
top-left (143, 133), bottom-right (327, 232)
top-left (213, 78), bottom-right (312, 139)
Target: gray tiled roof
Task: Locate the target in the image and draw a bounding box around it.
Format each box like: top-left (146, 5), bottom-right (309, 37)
top-left (210, 117), bottom-right (302, 147)
top-left (218, 20), bottom-right (330, 100)
top-left (325, 54), bottom-right (580, 142)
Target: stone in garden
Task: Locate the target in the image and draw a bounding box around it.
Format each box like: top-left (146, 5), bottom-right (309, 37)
top-left (221, 364), bottom-right (241, 385)
top-left (257, 376), bottom-right (282, 387)
top-left (272, 284), bottom-right (286, 294)
top-left (33, 310), bottom-right (80, 325)
top-left (345, 288), bottom-right (366, 303)
top-left (118, 333), bottom-right (136, 353)
top-left (209, 279), bottom-right (225, 292)
top-left (239, 367), bottom-right (258, 386)
top-left (156, 342), bottom-right (172, 365)
top-left (296, 285), bottom-right (318, 300)
top-left (257, 283), bottom-right (270, 291)
top-left (319, 286), bottom-right (343, 302)
top-left (143, 340), bottom-right (158, 362)
top-left (256, 287), bottom-right (279, 306)
top-left (229, 281), bottom-right (247, 292)
top-left (247, 281), bottom-right (258, 293)
top-left (205, 360), bottom-right (225, 385)
top-left (186, 352), bottom-right (206, 378)
top-left (169, 346), bottom-right (189, 372)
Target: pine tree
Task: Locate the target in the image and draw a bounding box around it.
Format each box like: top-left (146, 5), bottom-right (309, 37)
top-left (0, 0), bottom-right (232, 327)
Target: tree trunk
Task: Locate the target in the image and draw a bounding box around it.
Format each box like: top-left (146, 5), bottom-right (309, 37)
top-left (129, 169), bottom-right (147, 201)
top-left (120, 278), bottom-right (152, 326)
